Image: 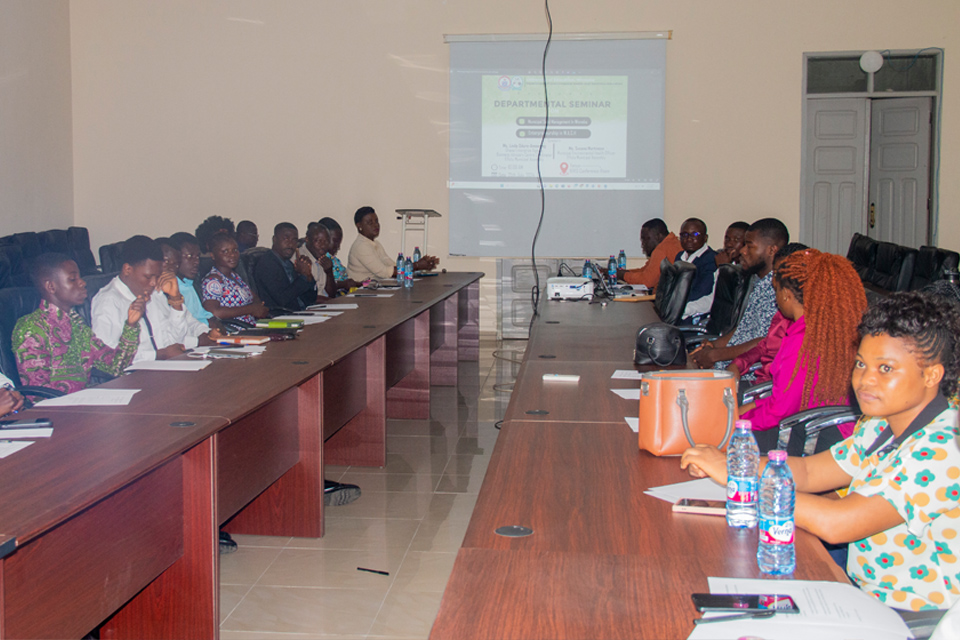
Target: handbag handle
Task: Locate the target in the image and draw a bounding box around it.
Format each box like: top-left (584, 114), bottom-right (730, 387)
top-left (676, 387), bottom-right (736, 449)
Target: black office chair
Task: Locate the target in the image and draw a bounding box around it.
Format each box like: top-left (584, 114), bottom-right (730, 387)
top-left (67, 226), bottom-right (100, 276)
top-left (239, 247), bottom-right (270, 300)
top-left (654, 259), bottom-right (696, 326)
top-left (0, 287), bottom-right (61, 405)
top-left (0, 244), bottom-right (31, 288)
top-left (846, 232), bottom-right (878, 283)
top-left (0, 253), bottom-right (11, 290)
top-left (866, 242), bottom-right (916, 294)
top-left (680, 263), bottom-right (750, 349)
top-left (99, 241), bottom-right (126, 274)
top-left (910, 246), bottom-right (960, 291)
top-left (740, 378), bottom-right (857, 456)
top-left (11, 232), bottom-right (43, 262)
top-left (38, 229), bottom-right (72, 256)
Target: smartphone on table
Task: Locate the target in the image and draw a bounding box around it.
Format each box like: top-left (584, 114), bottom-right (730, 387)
top-left (672, 498), bottom-right (726, 516)
top-left (692, 593), bottom-right (800, 614)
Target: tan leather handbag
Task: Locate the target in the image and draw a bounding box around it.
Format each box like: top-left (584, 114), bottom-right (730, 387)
top-left (637, 370), bottom-right (738, 456)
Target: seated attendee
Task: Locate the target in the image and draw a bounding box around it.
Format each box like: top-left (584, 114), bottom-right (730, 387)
top-left (675, 218), bottom-right (718, 321)
top-left (728, 242), bottom-right (808, 384)
top-left (13, 253), bottom-right (143, 394)
top-left (715, 221), bottom-right (749, 266)
top-left (319, 217), bottom-right (360, 291)
top-left (235, 220), bottom-right (259, 253)
top-left (254, 222), bottom-right (318, 313)
top-left (739, 249), bottom-right (866, 446)
top-left (0, 373), bottom-right (24, 416)
top-left (347, 206), bottom-right (438, 281)
top-left (92, 235), bottom-right (218, 362)
top-left (617, 218), bottom-right (682, 290)
top-left (168, 232), bottom-right (217, 327)
top-left (297, 224), bottom-right (337, 299)
top-left (683, 291), bottom-right (960, 612)
top-left (690, 218), bottom-right (789, 368)
top-left (195, 215), bottom-right (235, 254)
top-left (201, 232), bottom-right (269, 324)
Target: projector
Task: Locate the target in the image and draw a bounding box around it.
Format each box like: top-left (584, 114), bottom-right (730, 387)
top-left (546, 277), bottom-right (594, 300)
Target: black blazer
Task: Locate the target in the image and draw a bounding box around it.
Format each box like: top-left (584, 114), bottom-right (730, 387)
top-left (254, 250), bottom-right (316, 314)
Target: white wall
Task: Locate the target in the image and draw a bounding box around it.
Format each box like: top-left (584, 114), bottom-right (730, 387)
top-left (0, 0), bottom-right (73, 235)
top-left (62, 1), bottom-right (960, 330)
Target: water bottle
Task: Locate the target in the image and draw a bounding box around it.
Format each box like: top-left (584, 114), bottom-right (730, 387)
top-left (582, 259), bottom-right (594, 280)
top-left (758, 449), bottom-right (796, 575)
top-left (404, 257), bottom-right (414, 289)
top-left (396, 253), bottom-right (405, 284)
top-left (413, 246), bottom-right (421, 263)
top-left (618, 249), bottom-right (627, 270)
top-left (607, 255), bottom-right (617, 286)
top-left (726, 419), bottom-right (759, 528)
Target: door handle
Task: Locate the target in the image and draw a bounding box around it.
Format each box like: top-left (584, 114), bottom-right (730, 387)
top-left (869, 203), bottom-right (876, 229)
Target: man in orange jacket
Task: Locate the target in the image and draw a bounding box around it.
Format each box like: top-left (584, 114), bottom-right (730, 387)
top-left (617, 218), bottom-right (683, 290)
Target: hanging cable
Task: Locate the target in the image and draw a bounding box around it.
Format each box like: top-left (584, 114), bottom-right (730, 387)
top-left (528, 0), bottom-right (554, 326)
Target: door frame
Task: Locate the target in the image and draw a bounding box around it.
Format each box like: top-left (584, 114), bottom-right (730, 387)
top-left (799, 49), bottom-right (943, 248)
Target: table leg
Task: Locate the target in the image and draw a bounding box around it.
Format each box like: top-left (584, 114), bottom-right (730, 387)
top-left (458, 281), bottom-right (480, 361)
top-left (325, 336), bottom-right (387, 467)
top-left (387, 312), bottom-right (430, 419)
top-left (431, 296), bottom-right (459, 387)
top-left (100, 438), bottom-right (217, 640)
top-left (222, 374), bottom-right (324, 538)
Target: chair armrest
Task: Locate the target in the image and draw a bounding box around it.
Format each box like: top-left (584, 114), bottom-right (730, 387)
top-left (740, 380), bottom-right (773, 404)
top-left (776, 406), bottom-right (856, 453)
top-left (679, 326), bottom-right (709, 336)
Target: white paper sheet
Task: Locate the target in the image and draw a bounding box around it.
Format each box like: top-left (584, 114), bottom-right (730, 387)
top-left (611, 369), bottom-right (644, 380)
top-left (644, 477), bottom-right (727, 504)
top-left (624, 417), bottom-right (639, 433)
top-left (307, 303), bottom-right (359, 310)
top-left (0, 441), bottom-right (33, 458)
top-left (686, 577), bottom-right (912, 640)
top-left (612, 388), bottom-right (641, 400)
top-left (0, 428), bottom-right (53, 438)
top-left (33, 389), bottom-right (140, 407)
top-left (272, 314), bottom-right (330, 325)
top-left (126, 360), bottom-right (213, 372)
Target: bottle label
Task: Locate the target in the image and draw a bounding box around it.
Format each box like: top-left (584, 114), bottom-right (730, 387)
top-left (759, 517), bottom-right (795, 545)
top-left (726, 477), bottom-right (757, 504)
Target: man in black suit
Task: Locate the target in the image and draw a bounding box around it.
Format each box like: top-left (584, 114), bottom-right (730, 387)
top-left (253, 222), bottom-right (318, 314)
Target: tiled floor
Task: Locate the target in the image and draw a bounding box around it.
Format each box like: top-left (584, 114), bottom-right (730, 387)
top-left (219, 337), bottom-right (523, 640)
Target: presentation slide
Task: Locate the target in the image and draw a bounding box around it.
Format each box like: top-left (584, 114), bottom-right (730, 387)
top-left (481, 75), bottom-right (628, 181)
top-left (448, 38), bottom-right (666, 257)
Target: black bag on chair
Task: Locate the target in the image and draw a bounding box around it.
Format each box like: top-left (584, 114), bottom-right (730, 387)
top-left (634, 322), bottom-right (686, 367)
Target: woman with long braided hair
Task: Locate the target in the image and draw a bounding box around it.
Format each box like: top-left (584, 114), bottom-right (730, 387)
top-left (740, 249), bottom-right (868, 449)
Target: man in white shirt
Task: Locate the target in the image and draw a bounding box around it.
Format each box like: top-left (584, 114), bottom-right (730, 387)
top-left (297, 223), bottom-right (336, 298)
top-left (92, 235), bottom-right (218, 362)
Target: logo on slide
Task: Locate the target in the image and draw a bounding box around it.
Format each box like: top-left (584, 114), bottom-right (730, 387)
top-left (511, 76), bottom-right (524, 90)
top-left (560, 162), bottom-right (569, 175)
top-left (498, 76), bottom-right (512, 90)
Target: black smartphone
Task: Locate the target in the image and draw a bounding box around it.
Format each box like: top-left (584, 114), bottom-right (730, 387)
top-left (691, 593), bottom-right (799, 614)
top-left (0, 417), bottom-right (53, 428)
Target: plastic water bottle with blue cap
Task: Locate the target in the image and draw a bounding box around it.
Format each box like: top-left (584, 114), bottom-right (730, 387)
top-left (726, 419), bottom-right (759, 528)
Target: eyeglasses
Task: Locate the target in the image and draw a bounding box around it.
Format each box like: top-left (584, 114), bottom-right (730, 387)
top-left (680, 232), bottom-right (703, 239)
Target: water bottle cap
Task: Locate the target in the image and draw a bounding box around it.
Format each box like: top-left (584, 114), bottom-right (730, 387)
top-left (735, 419), bottom-right (752, 430)
top-left (768, 449), bottom-right (788, 462)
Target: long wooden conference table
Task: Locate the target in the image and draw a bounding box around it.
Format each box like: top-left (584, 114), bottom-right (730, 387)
top-left (0, 272), bottom-right (480, 640)
top-left (429, 297), bottom-right (849, 639)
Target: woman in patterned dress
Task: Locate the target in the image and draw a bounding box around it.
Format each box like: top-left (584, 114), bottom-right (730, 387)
top-left (201, 232), bottom-right (269, 325)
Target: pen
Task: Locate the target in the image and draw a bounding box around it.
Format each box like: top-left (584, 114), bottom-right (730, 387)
top-left (693, 610), bottom-right (777, 625)
top-left (357, 567), bottom-right (389, 576)
top-left (352, 294), bottom-right (377, 297)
